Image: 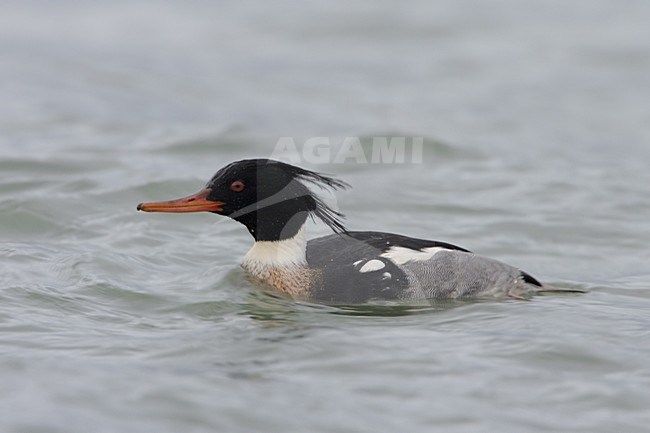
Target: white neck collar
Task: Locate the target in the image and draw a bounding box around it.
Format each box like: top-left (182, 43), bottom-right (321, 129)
top-left (242, 226), bottom-right (307, 269)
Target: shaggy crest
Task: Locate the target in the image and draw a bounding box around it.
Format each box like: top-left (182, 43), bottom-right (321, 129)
top-left (266, 159), bottom-right (350, 234)
top-left (209, 159), bottom-right (350, 234)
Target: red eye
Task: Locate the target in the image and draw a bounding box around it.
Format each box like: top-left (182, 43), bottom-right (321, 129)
top-left (229, 180), bottom-right (245, 192)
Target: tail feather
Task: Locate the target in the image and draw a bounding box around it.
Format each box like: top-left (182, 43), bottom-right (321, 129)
top-left (536, 283), bottom-right (587, 294)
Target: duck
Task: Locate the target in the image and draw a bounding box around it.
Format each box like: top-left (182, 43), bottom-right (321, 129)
top-left (137, 158), bottom-right (577, 303)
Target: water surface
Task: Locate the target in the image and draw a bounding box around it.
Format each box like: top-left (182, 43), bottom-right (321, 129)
top-left (2, 1), bottom-right (650, 432)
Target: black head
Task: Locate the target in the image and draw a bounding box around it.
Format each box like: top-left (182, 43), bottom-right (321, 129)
top-left (137, 159), bottom-right (349, 241)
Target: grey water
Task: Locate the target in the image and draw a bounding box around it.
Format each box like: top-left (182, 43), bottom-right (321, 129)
top-left (2, 1), bottom-right (650, 432)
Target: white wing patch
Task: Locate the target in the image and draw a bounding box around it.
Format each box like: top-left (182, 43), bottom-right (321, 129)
top-left (380, 246), bottom-right (445, 265)
top-left (358, 259), bottom-right (386, 273)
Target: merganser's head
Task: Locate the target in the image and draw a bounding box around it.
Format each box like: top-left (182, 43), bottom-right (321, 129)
top-left (137, 159), bottom-right (349, 241)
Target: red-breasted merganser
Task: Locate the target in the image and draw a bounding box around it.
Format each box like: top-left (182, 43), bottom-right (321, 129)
top-left (137, 159), bottom-right (576, 302)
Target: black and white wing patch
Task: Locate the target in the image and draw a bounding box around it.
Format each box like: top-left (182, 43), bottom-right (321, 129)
top-left (345, 231), bottom-right (471, 254)
top-left (306, 231), bottom-right (469, 303)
